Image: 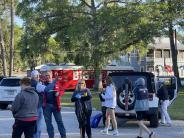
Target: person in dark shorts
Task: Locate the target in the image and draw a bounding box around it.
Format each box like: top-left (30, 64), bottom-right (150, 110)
top-left (134, 78), bottom-right (155, 138)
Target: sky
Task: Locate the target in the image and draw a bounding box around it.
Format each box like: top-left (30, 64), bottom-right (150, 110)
top-left (15, 16), bottom-right (23, 26)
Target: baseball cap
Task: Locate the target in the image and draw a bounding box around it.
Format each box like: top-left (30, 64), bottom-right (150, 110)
top-left (40, 65), bottom-right (49, 72)
top-left (31, 70), bottom-right (40, 77)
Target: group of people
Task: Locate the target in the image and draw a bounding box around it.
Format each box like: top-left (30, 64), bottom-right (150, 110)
top-left (11, 68), bottom-right (66, 138)
top-left (98, 77), bottom-right (171, 138)
top-left (10, 67), bottom-right (172, 138)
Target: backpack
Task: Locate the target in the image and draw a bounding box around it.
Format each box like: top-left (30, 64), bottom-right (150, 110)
top-left (90, 113), bottom-right (102, 128)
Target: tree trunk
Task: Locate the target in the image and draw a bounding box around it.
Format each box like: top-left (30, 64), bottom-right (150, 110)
top-left (93, 61), bottom-right (102, 91)
top-left (0, 23), bottom-right (7, 76)
top-left (169, 24), bottom-right (181, 87)
top-left (90, 0), bottom-right (101, 91)
top-left (9, 0), bottom-right (15, 76)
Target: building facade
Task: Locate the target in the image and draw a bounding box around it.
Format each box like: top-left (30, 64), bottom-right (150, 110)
top-left (131, 37), bottom-right (184, 77)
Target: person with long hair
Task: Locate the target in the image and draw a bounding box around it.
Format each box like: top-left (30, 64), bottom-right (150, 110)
top-left (100, 76), bottom-right (118, 136)
top-left (134, 78), bottom-right (155, 138)
top-left (71, 79), bottom-right (92, 138)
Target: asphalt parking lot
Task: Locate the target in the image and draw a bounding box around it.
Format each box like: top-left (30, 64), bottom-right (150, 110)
top-left (0, 107), bottom-right (184, 138)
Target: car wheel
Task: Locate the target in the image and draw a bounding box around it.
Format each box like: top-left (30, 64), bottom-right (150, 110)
top-left (149, 112), bottom-right (159, 128)
top-left (117, 88), bottom-right (135, 110)
top-left (0, 104), bottom-right (8, 109)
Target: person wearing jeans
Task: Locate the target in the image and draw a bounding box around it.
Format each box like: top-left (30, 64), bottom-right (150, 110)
top-left (157, 80), bottom-right (172, 126)
top-left (44, 104), bottom-right (66, 138)
top-left (31, 70), bottom-right (45, 138)
top-left (43, 71), bottom-right (66, 138)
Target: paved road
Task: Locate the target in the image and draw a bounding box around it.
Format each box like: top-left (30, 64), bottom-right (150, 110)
top-left (0, 108), bottom-right (184, 138)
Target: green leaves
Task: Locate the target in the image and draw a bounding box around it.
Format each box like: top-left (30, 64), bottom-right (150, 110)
top-left (16, 0), bottom-right (184, 69)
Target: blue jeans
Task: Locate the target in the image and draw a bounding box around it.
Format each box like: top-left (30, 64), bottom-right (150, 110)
top-left (33, 107), bottom-right (44, 138)
top-left (43, 104), bottom-right (66, 138)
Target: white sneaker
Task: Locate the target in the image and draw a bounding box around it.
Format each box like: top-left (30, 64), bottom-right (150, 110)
top-left (100, 129), bottom-right (108, 135)
top-left (112, 130), bottom-right (119, 136)
top-left (166, 123), bottom-right (172, 127)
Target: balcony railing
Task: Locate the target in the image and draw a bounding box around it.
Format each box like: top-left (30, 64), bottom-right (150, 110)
top-left (146, 57), bottom-right (184, 64)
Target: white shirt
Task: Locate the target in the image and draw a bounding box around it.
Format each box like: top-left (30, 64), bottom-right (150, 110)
top-left (101, 84), bottom-right (117, 108)
top-left (36, 82), bottom-right (46, 93)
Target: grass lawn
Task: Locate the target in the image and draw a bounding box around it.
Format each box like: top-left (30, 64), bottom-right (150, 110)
top-left (62, 90), bottom-right (184, 120)
top-left (168, 91), bottom-right (184, 120)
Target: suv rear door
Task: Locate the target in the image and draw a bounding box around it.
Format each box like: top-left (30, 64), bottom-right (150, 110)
top-left (0, 78), bottom-right (21, 101)
top-left (109, 72), bottom-right (156, 111)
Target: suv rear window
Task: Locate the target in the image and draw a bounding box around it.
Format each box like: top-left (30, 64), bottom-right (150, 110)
top-left (111, 75), bottom-right (148, 88)
top-left (0, 79), bottom-right (21, 87)
top-left (109, 72), bottom-right (156, 93)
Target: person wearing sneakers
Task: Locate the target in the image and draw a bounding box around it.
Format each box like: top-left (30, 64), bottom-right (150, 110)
top-left (100, 76), bottom-right (118, 136)
top-left (134, 78), bottom-right (155, 138)
top-left (11, 77), bottom-right (39, 138)
top-left (157, 80), bottom-right (172, 127)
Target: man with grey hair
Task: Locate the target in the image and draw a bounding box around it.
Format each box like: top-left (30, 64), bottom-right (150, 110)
top-left (31, 70), bottom-right (46, 138)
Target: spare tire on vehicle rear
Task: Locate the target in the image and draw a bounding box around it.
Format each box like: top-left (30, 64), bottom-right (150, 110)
top-left (116, 88), bottom-right (135, 110)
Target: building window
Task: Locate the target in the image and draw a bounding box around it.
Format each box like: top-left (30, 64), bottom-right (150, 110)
top-left (147, 49), bottom-right (154, 57)
top-left (178, 51), bottom-right (184, 58)
top-left (164, 50), bottom-right (170, 58)
top-left (147, 66), bottom-right (154, 72)
top-left (155, 50), bottom-right (162, 58)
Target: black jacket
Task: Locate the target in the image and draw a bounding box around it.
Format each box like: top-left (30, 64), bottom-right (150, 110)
top-left (157, 85), bottom-right (169, 101)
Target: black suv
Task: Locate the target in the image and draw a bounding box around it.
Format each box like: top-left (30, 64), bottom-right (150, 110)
top-left (109, 72), bottom-right (177, 128)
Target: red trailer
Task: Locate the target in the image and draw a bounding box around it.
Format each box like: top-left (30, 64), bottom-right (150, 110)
top-left (39, 65), bottom-right (134, 90)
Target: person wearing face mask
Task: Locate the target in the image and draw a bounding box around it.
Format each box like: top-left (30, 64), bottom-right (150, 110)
top-left (71, 79), bottom-right (92, 138)
top-left (11, 77), bottom-right (39, 138)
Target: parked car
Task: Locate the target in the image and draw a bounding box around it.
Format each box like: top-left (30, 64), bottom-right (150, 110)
top-left (0, 76), bottom-right (5, 82)
top-left (108, 72), bottom-right (178, 128)
top-left (0, 77), bottom-right (21, 109)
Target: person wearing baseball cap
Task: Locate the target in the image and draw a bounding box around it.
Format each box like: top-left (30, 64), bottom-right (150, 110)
top-left (31, 70), bottom-right (45, 138)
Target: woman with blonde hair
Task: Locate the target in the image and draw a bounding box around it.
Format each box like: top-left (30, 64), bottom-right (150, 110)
top-left (71, 79), bottom-right (92, 138)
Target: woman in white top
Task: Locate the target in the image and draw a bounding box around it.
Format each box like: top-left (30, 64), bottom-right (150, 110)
top-left (100, 76), bottom-right (118, 136)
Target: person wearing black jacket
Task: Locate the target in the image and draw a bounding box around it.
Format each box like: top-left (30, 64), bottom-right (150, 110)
top-left (157, 80), bottom-right (172, 126)
top-left (71, 79), bottom-right (92, 138)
